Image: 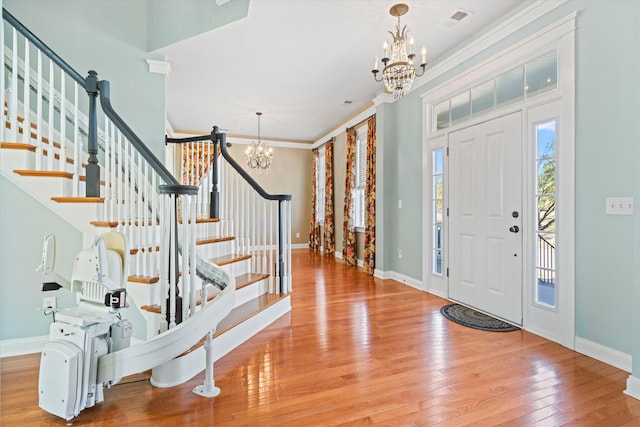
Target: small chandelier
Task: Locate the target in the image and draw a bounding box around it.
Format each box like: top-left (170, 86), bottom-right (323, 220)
top-left (245, 112), bottom-right (273, 170)
top-left (372, 3), bottom-right (427, 99)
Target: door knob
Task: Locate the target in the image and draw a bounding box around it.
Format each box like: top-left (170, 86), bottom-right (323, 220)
top-left (509, 225), bottom-right (520, 233)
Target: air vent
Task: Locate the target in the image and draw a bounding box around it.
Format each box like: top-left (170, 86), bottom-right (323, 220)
top-left (450, 10), bottom-right (469, 21)
top-left (442, 8), bottom-right (472, 28)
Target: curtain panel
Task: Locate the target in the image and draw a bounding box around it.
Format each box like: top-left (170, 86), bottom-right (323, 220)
top-left (182, 142), bottom-right (213, 185)
top-left (309, 149), bottom-right (320, 251)
top-left (363, 116), bottom-right (376, 275)
top-left (343, 127), bottom-right (357, 265)
top-left (323, 141), bottom-right (335, 256)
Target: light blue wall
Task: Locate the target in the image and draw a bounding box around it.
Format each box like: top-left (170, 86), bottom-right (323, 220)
top-left (147, 0), bottom-right (250, 52)
top-left (573, 0), bottom-right (638, 355)
top-left (0, 176), bottom-right (82, 340)
top-left (1, 0), bottom-right (167, 341)
top-left (382, 0), bottom-right (639, 360)
top-left (4, 0), bottom-right (167, 159)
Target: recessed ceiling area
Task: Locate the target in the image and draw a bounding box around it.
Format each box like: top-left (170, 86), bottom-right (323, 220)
top-left (159, 0), bottom-right (526, 143)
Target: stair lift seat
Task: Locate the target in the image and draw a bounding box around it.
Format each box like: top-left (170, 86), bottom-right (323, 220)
top-left (38, 232), bottom-right (132, 421)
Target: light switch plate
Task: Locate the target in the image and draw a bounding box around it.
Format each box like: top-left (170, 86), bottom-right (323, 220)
top-left (606, 197), bottom-right (633, 215)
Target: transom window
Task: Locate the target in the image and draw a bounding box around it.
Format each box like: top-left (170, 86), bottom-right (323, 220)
top-left (434, 50), bottom-right (558, 131)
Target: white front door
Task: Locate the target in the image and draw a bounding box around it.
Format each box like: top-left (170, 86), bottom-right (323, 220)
top-left (448, 112), bottom-right (522, 324)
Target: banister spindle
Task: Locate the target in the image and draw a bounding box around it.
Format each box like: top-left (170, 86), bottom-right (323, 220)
top-left (36, 51), bottom-right (42, 170)
top-left (9, 28), bottom-right (18, 143)
top-left (72, 82), bottom-right (79, 197)
top-left (46, 59), bottom-right (54, 170)
top-left (22, 37), bottom-right (31, 147)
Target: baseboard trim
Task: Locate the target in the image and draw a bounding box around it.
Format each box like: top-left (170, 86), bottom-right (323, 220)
top-left (291, 243), bottom-right (308, 249)
top-left (625, 375), bottom-right (640, 400)
top-left (575, 336), bottom-right (631, 373)
top-left (373, 269), bottom-right (422, 290)
top-left (0, 335), bottom-right (48, 358)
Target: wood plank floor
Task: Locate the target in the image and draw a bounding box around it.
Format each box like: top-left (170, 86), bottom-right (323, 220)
top-left (2, 249), bottom-right (640, 426)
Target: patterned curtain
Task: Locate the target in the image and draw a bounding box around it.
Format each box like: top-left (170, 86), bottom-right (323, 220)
top-left (323, 141), bottom-right (335, 256)
top-left (182, 142), bottom-right (213, 185)
top-left (342, 127), bottom-right (357, 265)
top-left (363, 116), bottom-right (376, 275)
top-left (309, 149), bottom-right (320, 251)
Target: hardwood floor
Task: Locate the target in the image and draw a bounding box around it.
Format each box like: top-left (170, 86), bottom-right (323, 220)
top-left (2, 249), bottom-right (640, 426)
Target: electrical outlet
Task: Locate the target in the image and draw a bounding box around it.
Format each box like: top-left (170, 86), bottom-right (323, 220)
top-left (43, 296), bottom-right (56, 310)
top-left (398, 248), bottom-right (403, 259)
top-left (296, 232), bottom-right (300, 238)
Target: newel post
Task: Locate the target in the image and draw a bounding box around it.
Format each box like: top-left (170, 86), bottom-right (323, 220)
top-left (209, 126), bottom-right (222, 219)
top-left (85, 70), bottom-right (100, 197)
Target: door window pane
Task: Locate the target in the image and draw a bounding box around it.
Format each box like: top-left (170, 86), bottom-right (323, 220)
top-left (432, 149), bottom-right (444, 275)
top-left (435, 100), bottom-right (450, 130)
top-left (496, 67), bottom-right (524, 106)
top-left (450, 91), bottom-right (470, 123)
top-left (526, 51), bottom-right (557, 97)
top-left (471, 80), bottom-right (494, 115)
top-left (535, 120), bottom-right (557, 308)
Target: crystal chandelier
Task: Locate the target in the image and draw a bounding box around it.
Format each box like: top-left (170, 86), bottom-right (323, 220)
top-left (372, 3), bottom-right (427, 99)
top-left (245, 112), bottom-right (273, 170)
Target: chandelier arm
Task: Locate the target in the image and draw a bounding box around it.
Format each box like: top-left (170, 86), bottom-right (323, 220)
top-left (414, 63), bottom-right (427, 78)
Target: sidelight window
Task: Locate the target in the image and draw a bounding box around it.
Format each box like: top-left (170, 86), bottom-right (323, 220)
top-left (534, 119), bottom-right (556, 308)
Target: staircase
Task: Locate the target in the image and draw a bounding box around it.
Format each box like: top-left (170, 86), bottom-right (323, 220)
top-left (0, 8), bottom-right (292, 388)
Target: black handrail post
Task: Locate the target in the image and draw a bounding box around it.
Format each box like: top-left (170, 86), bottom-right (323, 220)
top-left (209, 126), bottom-right (222, 219)
top-left (85, 70), bottom-right (100, 197)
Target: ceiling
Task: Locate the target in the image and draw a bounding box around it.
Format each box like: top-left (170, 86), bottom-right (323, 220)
top-left (160, 0), bottom-right (526, 144)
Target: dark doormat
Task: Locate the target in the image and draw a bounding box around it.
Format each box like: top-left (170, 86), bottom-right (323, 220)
top-left (440, 303), bottom-right (520, 332)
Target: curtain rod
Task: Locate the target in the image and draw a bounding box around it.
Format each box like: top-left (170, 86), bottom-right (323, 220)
top-left (346, 114), bottom-right (375, 132)
top-left (313, 136), bottom-right (335, 151)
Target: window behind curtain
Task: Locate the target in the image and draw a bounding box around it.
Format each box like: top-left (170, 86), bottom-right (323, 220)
top-left (354, 126), bottom-right (367, 229)
top-left (317, 147), bottom-right (326, 223)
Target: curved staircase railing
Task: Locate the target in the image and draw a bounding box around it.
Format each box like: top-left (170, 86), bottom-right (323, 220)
top-left (1, 7), bottom-right (234, 361)
top-left (166, 127), bottom-right (293, 294)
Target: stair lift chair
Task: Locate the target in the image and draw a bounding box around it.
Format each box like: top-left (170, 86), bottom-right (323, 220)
top-left (38, 232), bottom-right (132, 420)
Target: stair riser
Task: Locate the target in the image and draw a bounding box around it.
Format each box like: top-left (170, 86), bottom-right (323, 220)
top-left (235, 278), bottom-right (269, 306)
top-left (1, 147), bottom-right (34, 171)
top-left (196, 240), bottom-right (235, 259)
top-left (218, 258), bottom-right (252, 278)
top-left (196, 221), bottom-right (220, 236)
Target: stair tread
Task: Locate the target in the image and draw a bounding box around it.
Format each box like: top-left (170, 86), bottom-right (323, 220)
top-left (180, 292), bottom-right (290, 356)
top-left (196, 236), bottom-right (235, 245)
top-left (13, 169), bottom-right (72, 178)
top-left (178, 217), bottom-right (220, 224)
top-left (140, 289), bottom-right (222, 314)
top-left (215, 292), bottom-right (288, 336)
top-left (0, 142), bottom-right (35, 151)
top-left (129, 246), bottom-right (160, 256)
top-left (236, 273), bottom-right (270, 290)
top-left (128, 276), bottom-right (159, 284)
top-left (51, 196), bottom-right (105, 203)
top-left (208, 253), bottom-right (252, 266)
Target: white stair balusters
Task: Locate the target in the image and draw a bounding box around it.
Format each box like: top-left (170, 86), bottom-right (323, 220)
top-left (9, 27), bottom-right (18, 143)
top-left (22, 35), bottom-right (30, 147)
